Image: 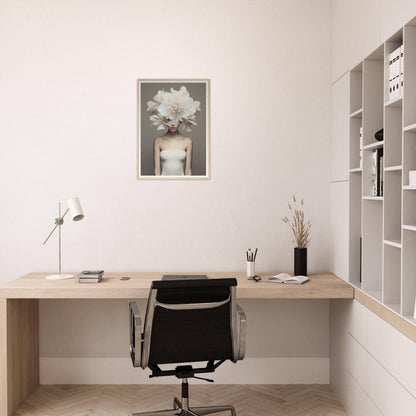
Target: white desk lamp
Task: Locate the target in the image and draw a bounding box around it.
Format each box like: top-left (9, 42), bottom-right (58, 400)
top-left (43, 197), bottom-right (84, 280)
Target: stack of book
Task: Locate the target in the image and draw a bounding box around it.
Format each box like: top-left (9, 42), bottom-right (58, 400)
top-left (371, 148), bottom-right (384, 196)
top-left (78, 270), bottom-right (104, 283)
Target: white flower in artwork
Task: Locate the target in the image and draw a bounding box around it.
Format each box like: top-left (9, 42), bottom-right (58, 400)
top-left (147, 100), bottom-right (158, 112)
top-left (149, 115), bottom-right (166, 130)
top-left (146, 86), bottom-right (200, 131)
top-left (153, 90), bottom-right (165, 104)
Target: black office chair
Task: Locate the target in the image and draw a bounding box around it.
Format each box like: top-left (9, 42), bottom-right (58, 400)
top-left (129, 278), bottom-right (246, 416)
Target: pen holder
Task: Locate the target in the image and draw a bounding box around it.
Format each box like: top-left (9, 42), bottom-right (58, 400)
top-left (247, 261), bottom-right (255, 278)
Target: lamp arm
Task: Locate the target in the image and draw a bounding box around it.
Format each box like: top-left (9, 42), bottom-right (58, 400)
top-left (42, 208), bottom-right (70, 245)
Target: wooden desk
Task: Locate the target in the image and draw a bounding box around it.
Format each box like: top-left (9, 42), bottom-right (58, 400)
top-left (0, 272), bottom-right (353, 299)
top-left (0, 272), bottom-right (352, 416)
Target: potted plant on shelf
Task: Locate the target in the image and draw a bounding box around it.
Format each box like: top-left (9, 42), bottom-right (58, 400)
top-left (282, 196), bottom-right (311, 276)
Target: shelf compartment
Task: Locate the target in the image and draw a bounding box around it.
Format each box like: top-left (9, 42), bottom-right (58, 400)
top-left (402, 131), bottom-right (416, 186)
top-left (403, 191), bottom-right (416, 227)
top-left (349, 173), bottom-right (362, 288)
top-left (402, 230), bottom-right (416, 316)
top-left (362, 144), bottom-right (384, 198)
top-left (384, 35), bottom-right (403, 106)
top-left (362, 141), bottom-right (384, 150)
top-left (384, 170), bottom-right (401, 242)
top-left (384, 106), bottom-right (402, 167)
top-left (362, 200), bottom-right (383, 294)
top-left (349, 117), bottom-right (362, 170)
top-left (383, 244), bottom-right (401, 306)
top-left (363, 58), bottom-right (384, 147)
top-left (350, 64), bottom-right (363, 114)
top-left (403, 24), bottom-right (416, 127)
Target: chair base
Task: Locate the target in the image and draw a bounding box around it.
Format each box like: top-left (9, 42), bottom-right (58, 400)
top-left (129, 396), bottom-right (236, 416)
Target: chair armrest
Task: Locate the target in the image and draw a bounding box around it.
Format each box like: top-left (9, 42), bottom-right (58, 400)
top-left (236, 303), bottom-right (246, 360)
top-left (129, 302), bottom-right (142, 368)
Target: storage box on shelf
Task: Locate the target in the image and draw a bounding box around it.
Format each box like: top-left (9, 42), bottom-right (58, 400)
top-left (348, 19), bottom-right (416, 328)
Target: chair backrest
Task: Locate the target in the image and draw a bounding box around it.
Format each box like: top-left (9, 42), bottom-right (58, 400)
top-left (141, 278), bottom-right (238, 368)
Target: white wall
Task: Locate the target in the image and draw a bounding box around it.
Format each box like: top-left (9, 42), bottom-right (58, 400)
top-left (331, 0), bottom-right (416, 82)
top-left (0, 0), bottom-right (331, 280)
top-left (0, 0), bottom-right (332, 383)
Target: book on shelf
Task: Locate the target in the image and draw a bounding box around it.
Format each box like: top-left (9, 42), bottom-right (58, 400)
top-left (379, 149), bottom-right (383, 196)
top-left (371, 148), bottom-right (384, 196)
top-left (371, 150), bottom-right (378, 196)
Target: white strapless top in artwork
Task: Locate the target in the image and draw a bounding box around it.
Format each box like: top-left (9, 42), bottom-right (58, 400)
top-left (160, 150), bottom-right (186, 176)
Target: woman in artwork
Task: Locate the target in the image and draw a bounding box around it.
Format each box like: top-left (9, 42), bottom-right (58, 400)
top-left (146, 86), bottom-right (200, 176)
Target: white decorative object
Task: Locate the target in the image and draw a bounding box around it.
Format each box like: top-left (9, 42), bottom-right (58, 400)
top-left (43, 197), bottom-right (85, 280)
top-left (247, 261), bottom-right (255, 278)
top-left (400, 45), bottom-right (404, 97)
top-left (388, 47), bottom-right (401, 101)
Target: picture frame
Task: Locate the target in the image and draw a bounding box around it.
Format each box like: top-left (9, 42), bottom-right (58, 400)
top-left (137, 79), bottom-right (210, 180)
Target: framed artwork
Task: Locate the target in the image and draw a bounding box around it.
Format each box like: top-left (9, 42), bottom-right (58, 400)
top-left (137, 79), bottom-right (210, 179)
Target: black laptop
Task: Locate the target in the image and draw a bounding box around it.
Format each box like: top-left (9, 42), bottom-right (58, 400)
top-left (162, 274), bottom-right (207, 280)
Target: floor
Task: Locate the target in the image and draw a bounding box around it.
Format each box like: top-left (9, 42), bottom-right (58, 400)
top-left (15, 384), bottom-right (348, 416)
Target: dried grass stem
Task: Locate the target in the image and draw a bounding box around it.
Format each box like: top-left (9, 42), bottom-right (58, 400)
top-left (282, 195), bottom-right (311, 248)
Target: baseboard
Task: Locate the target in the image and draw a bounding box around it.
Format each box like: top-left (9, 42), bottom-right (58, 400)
top-left (40, 357), bottom-right (329, 384)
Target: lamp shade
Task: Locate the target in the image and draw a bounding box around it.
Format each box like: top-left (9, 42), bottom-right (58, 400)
top-left (67, 197), bottom-right (84, 221)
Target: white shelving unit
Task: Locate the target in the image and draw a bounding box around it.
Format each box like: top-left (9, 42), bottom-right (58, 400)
top-left (348, 22), bottom-right (416, 327)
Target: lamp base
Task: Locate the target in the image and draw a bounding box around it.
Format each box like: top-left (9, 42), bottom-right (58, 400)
top-left (45, 274), bottom-right (74, 280)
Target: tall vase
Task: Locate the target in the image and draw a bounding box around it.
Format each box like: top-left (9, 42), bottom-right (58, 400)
top-left (294, 247), bottom-right (307, 276)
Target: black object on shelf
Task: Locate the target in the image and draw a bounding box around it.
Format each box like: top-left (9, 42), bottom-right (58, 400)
top-left (375, 128), bottom-right (383, 141)
top-left (294, 248), bottom-right (307, 276)
top-left (377, 148), bottom-right (384, 196)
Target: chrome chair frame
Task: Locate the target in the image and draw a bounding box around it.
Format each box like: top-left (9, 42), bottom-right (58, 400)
top-left (129, 284), bottom-right (246, 416)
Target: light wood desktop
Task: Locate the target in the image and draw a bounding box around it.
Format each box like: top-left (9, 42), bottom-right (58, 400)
top-left (0, 272), bottom-right (352, 416)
